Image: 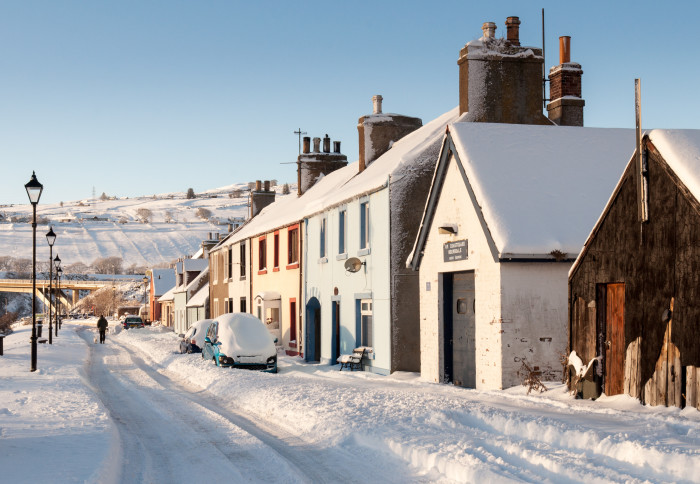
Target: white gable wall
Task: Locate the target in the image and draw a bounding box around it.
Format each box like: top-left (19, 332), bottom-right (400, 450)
top-left (419, 155), bottom-right (504, 389)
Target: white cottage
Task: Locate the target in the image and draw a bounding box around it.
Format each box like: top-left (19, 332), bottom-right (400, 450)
top-left (302, 100), bottom-right (457, 374)
top-left (408, 123), bottom-right (635, 389)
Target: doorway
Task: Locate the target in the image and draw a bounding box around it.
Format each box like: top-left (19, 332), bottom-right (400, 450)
top-left (443, 271), bottom-right (476, 388)
top-left (598, 283), bottom-right (625, 395)
top-left (305, 297), bottom-right (321, 362)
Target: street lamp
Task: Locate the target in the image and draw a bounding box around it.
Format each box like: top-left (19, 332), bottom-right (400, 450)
top-left (46, 227), bottom-right (56, 345)
top-left (25, 171), bottom-right (43, 372)
top-left (54, 255), bottom-right (61, 333)
top-left (142, 275), bottom-right (149, 323)
top-left (55, 266), bottom-right (63, 330)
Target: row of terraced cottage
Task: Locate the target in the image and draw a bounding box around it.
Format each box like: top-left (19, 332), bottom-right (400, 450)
top-left (149, 18), bottom-right (700, 410)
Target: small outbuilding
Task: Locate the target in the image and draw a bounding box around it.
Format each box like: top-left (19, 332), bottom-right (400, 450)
top-left (408, 123), bottom-right (634, 390)
top-left (569, 130), bottom-right (700, 409)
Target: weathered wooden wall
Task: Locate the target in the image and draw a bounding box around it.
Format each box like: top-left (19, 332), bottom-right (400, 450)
top-left (569, 138), bottom-right (700, 407)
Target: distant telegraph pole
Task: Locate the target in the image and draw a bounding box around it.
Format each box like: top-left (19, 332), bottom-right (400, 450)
top-left (294, 128), bottom-right (307, 154)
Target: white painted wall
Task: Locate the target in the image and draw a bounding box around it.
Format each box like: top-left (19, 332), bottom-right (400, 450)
top-left (304, 188), bottom-right (392, 374)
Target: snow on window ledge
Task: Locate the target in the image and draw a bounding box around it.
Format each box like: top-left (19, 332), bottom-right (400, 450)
top-left (357, 248), bottom-right (371, 257)
top-left (336, 253), bottom-right (348, 261)
top-left (318, 257), bottom-right (328, 264)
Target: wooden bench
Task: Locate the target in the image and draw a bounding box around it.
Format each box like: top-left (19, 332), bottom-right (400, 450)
top-left (337, 347), bottom-right (371, 371)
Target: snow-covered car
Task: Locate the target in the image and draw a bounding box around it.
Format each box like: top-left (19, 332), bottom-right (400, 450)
top-left (123, 316), bottom-right (145, 329)
top-left (179, 319), bottom-right (214, 354)
top-left (202, 313), bottom-right (277, 372)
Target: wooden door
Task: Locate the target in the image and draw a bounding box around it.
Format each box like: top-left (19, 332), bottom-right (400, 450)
top-left (604, 283), bottom-right (625, 395)
top-left (452, 272), bottom-right (476, 388)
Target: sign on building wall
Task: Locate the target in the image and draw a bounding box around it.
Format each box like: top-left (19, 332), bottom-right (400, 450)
top-left (443, 239), bottom-right (468, 262)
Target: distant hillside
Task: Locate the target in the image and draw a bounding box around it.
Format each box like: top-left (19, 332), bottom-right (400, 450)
top-left (0, 182), bottom-right (293, 267)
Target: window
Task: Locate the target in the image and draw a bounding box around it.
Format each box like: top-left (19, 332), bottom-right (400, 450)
top-left (273, 231), bottom-right (280, 269)
top-left (360, 201), bottom-right (370, 250)
top-left (240, 297), bottom-right (247, 313)
top-left (258, 236), bottom-right (267, 272)
top-left (240, 242), bottom-right (246, 278)
top-left (320, 217), bottom-right (327, 258)
top-left (338, 209), bottom-right (347, 254)
top-left (227, 246), bottom-right (233, 280)
top-left (360, 299), bottom-right (373, 347)
top-left (288, 227), bottom-right (299, 265)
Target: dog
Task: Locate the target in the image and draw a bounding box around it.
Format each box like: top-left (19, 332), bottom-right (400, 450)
top-left (94, 334), bottom-right (98, 344)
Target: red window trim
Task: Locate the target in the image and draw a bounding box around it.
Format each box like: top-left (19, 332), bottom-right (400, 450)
top-left (285, 262), bottom-right (299, 270)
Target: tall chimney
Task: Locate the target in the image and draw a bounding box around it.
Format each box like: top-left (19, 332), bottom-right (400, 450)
top-left (333, 141), bottom-right (341, 153)
top-left (313, 137), bottom-right (321, 152)
top-left (323, 134), bottom-right (330, 153)
top-left (547, 36), bottom-right (584, 126)
top-left (457, 17), bottom-right (550, 124)
top-left (302, 136), bottom-right (310, 154)
top-left (264, 180), bottom-right (270, 192)
top-left (358, 95), bottom-right (422, 172)
top-left (505, 17), bottom-right (521, 46)
top-left (250, 179), bottom-right (275, 217)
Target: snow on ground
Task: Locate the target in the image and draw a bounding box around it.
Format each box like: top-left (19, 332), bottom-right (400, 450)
top-left (1, 321), bottom-right (699, 483)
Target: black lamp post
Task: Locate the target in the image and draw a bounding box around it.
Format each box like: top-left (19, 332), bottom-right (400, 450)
top-left (54, 255), bottom-right (61, 335)
top-left (142, 275), bottom-right (149, 322)
top-left (46, 227), bottom-right (56, 345)
top-left (56, 265), bottom-right (63, 330)
top-left (25, 171), bottom-right (43, 372)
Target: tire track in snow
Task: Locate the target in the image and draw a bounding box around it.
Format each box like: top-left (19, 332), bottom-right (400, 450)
top-left (81, 329), bottom-right (427, 484)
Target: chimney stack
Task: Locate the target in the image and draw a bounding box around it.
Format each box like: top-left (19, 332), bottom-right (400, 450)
top-left (547, 36), bottom-right (584, 126)
top-left (458, 17), bottom-right (550, 125)
top-left (297, 134), bottom-right (348, 196)
top-left (250, 179), bottom-right (276, 218)
top-left (302, 136), bottom-right (310, 154)
top-left (358, 95), bottom-right (422, 172)
top-left (505, 17), bottom-right (521, 46)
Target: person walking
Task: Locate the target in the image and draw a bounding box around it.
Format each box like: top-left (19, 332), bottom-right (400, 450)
top-left (97, 315), bottom-right (108, 344)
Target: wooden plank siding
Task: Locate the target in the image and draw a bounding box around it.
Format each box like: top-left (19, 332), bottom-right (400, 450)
top-left (569, 138), bottom-right (700, 408)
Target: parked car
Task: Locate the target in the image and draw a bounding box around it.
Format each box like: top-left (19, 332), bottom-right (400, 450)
top-left (202, 313), bottom-right (277, 372)
top-left (179, 319), bottom-right (214, 354)
top-left (123, 316), bottom-right (145, 329)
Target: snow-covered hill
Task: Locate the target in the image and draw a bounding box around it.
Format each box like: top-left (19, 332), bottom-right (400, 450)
top-left (0, 182), bottom-right (293, 267)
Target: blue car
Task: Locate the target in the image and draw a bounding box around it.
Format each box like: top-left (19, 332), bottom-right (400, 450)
top-left (202, 313), bottom-right (277, 372)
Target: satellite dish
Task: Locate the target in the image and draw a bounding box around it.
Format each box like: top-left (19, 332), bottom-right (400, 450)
top-left (344, 257), bottom-right (364, 273)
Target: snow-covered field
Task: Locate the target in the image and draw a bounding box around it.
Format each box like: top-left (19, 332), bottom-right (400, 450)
top-left (0, 182), bottom-right (291, 266)
top-left (1, 320), bottom-right (699, 483)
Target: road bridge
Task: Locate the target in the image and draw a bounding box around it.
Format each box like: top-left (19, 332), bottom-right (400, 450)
top-left (0, 278), bottom-right (110, 311)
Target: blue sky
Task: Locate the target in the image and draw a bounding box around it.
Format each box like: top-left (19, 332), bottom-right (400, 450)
top-left (1, 0), bottom-right (699, 205)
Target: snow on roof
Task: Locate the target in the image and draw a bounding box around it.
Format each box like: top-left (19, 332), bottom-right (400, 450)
top-left (158, 285), bottom-right (175, 302)
top-left (448, 123), bottom-right (636, 255)
top-left (184, 266), bottom-right (209, 294)
top-left (216, 108), bottom-right (459, 248)
top-left (151, 268), bottom-right (175, 296)
top-left (179, 258), bottom-right (208, 273)
top-left (186, 282), bottom-right (209, 308)
top-left (648, 129), bottom-right (700, 203)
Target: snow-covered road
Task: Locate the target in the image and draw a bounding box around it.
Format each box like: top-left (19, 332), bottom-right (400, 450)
top-left (1, 321), bottom-right (699, 483)
top-left (79, 326), bottom-right (426, 483)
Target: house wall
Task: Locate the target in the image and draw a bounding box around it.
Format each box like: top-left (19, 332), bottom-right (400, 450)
top-left (499, 263), bottom-right (569, 386)
top-left (570, 143), bottom-right (700, 406)
top-left (304, 188), bottom-right (392, 374)
top-left (173, 292), bottom-right (187, 334)
top-left (209, 248), bottom-right (227, 317)
top-left (227, 240), bottom-right (251, 317)
top-left (251, 224), bottom-right (302, 355)
top-left (418, 155), bottom-right (503, 389)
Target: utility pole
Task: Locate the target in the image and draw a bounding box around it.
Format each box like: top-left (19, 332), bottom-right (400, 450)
top-left (294, 128), bottom-right (307, 155)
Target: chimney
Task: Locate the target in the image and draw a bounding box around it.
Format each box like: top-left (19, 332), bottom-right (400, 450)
top-left (302, 136), bottom-right (310, 154)
top-left (228, 223), bottom-right (233, 233)
top-left (505, 17), bottom-right (520, 46)
top-left (297, 134), bottom-right (348, 195)
top-left (547, 36), bottom-right (585, 126)
top-left (250, 179), bottom-right (276, 218)
top-left (358, 95), bottom-right (422, 172)
top-left (458, 17), bottom-right (550, 125)
top-left (373, 95), bottom-right (383, 114)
